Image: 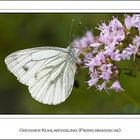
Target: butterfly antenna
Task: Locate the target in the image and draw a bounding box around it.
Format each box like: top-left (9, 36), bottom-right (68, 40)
top-left (69, 20), bottom-right (83, 46)
top-left (69, 19), bottom-right (75, 44)
top-left (74, 21), bottom-right (82, 37)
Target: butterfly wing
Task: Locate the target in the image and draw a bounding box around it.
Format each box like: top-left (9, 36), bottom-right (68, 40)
top-left (5, 47), bottom-right (76, 105)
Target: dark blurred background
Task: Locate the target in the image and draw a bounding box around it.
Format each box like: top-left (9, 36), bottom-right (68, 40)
top-left (1, 13), bottom-right (140, 114)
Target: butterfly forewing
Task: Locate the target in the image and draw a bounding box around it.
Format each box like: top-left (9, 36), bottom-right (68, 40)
top-left (5, 47), bottom-right (76, 105)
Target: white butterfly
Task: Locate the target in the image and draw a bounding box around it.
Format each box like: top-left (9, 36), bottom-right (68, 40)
top-left (5, 45), bottom-right (79, 105)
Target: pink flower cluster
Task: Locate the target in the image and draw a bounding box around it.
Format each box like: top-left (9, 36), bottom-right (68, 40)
top-left (73, 14), bottom-right (140, 93)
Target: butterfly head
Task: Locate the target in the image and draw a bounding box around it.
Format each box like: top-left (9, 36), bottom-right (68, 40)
top-left (67, 43), bottom-right (81, 64)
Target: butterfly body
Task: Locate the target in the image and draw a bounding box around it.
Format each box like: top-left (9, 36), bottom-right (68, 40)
top-left (5, 45), bottom-right (77, 105)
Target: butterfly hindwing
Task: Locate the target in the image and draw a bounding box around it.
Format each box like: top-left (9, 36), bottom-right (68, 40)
top-left (5, 47), bottom-right (76, 105)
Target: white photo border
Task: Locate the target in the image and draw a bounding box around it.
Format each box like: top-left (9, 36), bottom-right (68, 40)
top-left (0, 1), bottom-right (140, 139)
